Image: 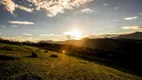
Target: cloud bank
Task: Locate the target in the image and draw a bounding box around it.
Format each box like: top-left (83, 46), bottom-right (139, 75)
top-left (23, 33), bottom-right (33, 36)
top-left (78, 8), bottom-right (94, 13)
top-left (40, 34), bottom-right (59, 37)
top-left (0, 0), bottom-right (94, 17)
top-left (9, 21), bottom-right (34, 25)
top-left (122, 26), bottom-right (142, 30)
top-left (124, 16), bottom-right (138, 20)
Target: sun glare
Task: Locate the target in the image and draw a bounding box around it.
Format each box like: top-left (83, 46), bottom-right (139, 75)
top-left (71, 29), bottom-right (82, 39)
top-left (64, 29), bottom-right (82, 40)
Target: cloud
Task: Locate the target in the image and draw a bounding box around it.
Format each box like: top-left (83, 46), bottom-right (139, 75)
top-left (32, 0), bottom-right (94, 17)
top-left (1, 26), bottom-right (6, 28)
top-left (77, 8), bottom-right (94, 13)
top-left (113, 20), bottom-right (118, 22)
top-left (9, 21), bottom-right (34, 25)
top-left (40, 34), bottom-right (49, 37)
top-left (40, 34), bottom-right (60, 37)
top-left (2, 34), bottom-right (63, 42)
top-left (124, 16), bottom-right (138, 20)
top-left (39, 34), bottom-right (64, 41)
top-left (23, 33), bottom-right (33, 36)
top-left (0, 0), bottom-right (16, 14)
top-left (122, 26), bottom-right (142, 30)
top-left (0, 32), bottom-right (2, 34)
top-left (1, 36), bottom-right (36, 42)
top-left (140, 13), bottom-right (142, 15)
top-left (114, 7), bottom-right (119, 10)
top-left (0, 0), bottom-right (94, 17)
top-left (15, 5), bottom-right (34, 13)
top-left (11, 25), bottom-right (18, 27)
top-left (0, 0), bottom-right (33, 14)
top-left (104, 3), bottom-right (108, 6)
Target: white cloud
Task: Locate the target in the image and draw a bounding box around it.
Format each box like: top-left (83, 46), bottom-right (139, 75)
top-left (12, 25), bottom-right (18, 27)
top-left (1, 26), bottom-right (6, 28)
top-left (40, 34), bottom-right (60, 37)
top-left (40, 34), bottom-right (49, 37)
top-left (104, 3), bottom-right (108, 6)
top-left (124, 16), bottom-right (138, 20)
top-left (122, 26), bottom-right (142, 30)
top-left (0, 0), bottom-right (94, 17)
top-left (140, 13), bottom-right (142, 15)
top-left (113, 20), bottom-right (118, 22)
top-left (0, 0), bottom-right (16, 14)
top-left (15, 5), bottom-right (34, 13)
top-left (23, 33), bottom-right (33, 36)
top-left (1, 35), bottom-right (63, 42)
top-left (32, 0), bottom-right (94, 17)
top-left (39, 34), bottom-right (63, 41)
top-left (0, 0), bottom-right (33, 14)
top-left (9, 21), bottom-right (34, 25)
top-left (1, 36), bottom-right (36, 42)
top-left (77, 8), bottom-right (94, 13)
top-left (114, 7), bottom-right (119, 10)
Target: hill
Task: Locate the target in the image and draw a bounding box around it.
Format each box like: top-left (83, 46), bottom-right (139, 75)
top-left (0, 43), bottom-right (142, 80)
top-left (115, 32), bottom-right (142, 40)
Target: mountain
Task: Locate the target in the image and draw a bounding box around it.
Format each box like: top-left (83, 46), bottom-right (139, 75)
top-left (38, 40), bottom-right (54, 43)
top-left (116, 32), bottom-right (142, 40)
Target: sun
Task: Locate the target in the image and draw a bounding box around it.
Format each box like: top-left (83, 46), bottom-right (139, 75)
top-left (63, 29), bottom-right (82, 40)
top-left (70, 29), bottom-right (82, 39)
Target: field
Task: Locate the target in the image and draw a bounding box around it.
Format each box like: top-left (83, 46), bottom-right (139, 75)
top-left (0, 43), bottom-right (142, 80)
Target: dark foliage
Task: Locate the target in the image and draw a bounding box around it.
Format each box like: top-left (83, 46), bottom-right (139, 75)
top-left (44, 50), bottom-right (48, 53)
top-left (0, 55), bottom-right (17, 60)
top-left (16, 74), bottom-right (43, 80)
top-left (1, 46), bottom-right (13, 51)
top-left (31, 52), bottom-right (37, 58)
top-left (50, 54), bottom-right (58, 58)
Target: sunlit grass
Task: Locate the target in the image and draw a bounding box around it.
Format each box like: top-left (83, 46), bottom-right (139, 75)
top-left (0, 43), bottom-right (141, 80)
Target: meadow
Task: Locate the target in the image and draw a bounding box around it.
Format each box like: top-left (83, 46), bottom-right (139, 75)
top-left (0, 43), bottom-right (142, 80)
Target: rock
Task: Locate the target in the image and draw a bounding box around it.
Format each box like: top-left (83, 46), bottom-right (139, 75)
top-left (50, 54), bottom-right (58, 58)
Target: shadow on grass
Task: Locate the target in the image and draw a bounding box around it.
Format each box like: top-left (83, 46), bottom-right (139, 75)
top-left (16, 74), bottom-right (43, 80)
top-left (25, 56), bottom-right (36, 58)
top-left (67, 54), bottom-right (142, 77)
top-left (0, 55), bottom-right (18, 60)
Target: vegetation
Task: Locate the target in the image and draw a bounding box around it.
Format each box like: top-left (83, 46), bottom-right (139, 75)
top-left (0, 42), bottom-right (142, 80)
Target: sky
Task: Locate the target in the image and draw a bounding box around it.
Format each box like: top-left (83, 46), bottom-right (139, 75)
top-left (0, 0), bottom-right (142, 41)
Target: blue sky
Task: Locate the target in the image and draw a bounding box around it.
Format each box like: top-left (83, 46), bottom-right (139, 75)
top-left (0, 0), bottom-right (142, 41)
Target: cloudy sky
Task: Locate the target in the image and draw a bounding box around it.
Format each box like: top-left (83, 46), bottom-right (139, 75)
top-left (0, 0), bottom-right (142, 41)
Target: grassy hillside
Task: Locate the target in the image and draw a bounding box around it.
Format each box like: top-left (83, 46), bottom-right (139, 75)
top-left (0, 43), bottom-right (142, 80)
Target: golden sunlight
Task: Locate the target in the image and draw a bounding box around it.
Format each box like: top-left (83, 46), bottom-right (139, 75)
top-left (63, 29), bottom-right (82, 40)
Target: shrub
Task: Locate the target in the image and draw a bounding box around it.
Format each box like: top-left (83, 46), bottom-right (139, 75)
top-left (44, 50), bottom-right (48, 53)
top-left (50, 54), bottom-right (58, 58)
top-left (32, 52), bottom-right (37, 58)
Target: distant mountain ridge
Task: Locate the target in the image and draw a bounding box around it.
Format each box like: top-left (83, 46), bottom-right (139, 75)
top-left (116, 32), bottom-right (142, 40)
top-left (64, 32), bottom-right (142, 51)
top-left (87, 32), bottom-right (142, 40)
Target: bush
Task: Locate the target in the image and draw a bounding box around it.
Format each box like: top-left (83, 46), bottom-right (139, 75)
top-left (44, 50), bottom-right (48, 53)
top-left (32, 52), bottom-right (37, 58)
top-left (50, 54), bottom-right (58, 58)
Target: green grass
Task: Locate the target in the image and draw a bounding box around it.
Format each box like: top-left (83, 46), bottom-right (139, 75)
top-left (0, 43), bottom-right (142, 80)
